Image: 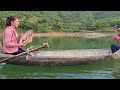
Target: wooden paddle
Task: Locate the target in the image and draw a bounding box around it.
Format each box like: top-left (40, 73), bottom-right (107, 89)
top-left (0, 43), bottom-right (49, 63)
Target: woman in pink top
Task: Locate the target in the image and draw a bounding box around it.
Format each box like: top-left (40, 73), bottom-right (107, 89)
top-left (2, 16), bottom-right (25, 55)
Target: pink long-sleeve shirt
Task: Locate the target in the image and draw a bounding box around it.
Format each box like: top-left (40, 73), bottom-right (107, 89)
top-left (2, 26), bottom-right (20, 53)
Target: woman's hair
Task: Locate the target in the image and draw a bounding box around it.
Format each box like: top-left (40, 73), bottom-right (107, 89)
top-left (3, 16), bottom-right (18, 30)
top-left (6, 16), bottom-right (18, 26)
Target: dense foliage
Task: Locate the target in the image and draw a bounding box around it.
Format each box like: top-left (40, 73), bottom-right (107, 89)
top-left (0, 11), bottom-right (120, 32)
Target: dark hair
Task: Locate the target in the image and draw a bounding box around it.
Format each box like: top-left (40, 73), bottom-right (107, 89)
top-left (5, 16), bottom-right (18, 26)
top-left (3, 16), bottom-right (18, 30)
top-left (117, 23), bottom-right (120, 29)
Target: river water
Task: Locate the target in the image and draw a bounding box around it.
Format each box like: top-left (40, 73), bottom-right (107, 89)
top-left (0, 36), bottom-right (120, 79)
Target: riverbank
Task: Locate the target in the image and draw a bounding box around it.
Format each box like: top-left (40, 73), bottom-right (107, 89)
top-left (0, 31), bottom-right (117, 38)
top-left (32, 32), bottom-right (116, 38)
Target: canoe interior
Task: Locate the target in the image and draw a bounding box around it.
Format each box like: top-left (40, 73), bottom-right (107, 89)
top-left (0, 49), bottom-right (111, 58)
top-left (33, 49), bottom-right (112, 58)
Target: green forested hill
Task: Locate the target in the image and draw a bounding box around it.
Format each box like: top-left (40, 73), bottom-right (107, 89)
top-left (0, 11), bottom-right (120, 32)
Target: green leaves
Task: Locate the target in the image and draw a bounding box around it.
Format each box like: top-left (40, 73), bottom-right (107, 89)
top-left (0, 11), bottom-right (120, 32)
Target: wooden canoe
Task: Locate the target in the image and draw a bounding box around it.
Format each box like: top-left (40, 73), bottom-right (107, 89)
top-left (1, 49), bottom-right (120, 66)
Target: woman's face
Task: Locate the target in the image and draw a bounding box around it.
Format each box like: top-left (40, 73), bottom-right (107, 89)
top-left (11, 18), bottom-right (19, 28)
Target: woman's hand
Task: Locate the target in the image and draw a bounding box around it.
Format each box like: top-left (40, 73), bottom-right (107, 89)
top-left (113, 35), bottom-right (120, 40)
top-left (19, 43), bottom-right (25, 47)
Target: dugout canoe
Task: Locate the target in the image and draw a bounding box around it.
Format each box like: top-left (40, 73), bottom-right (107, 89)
top-left (0, 49), bottom-right (120, 66)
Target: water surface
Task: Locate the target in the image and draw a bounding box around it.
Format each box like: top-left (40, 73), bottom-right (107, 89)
top-left (0, 36), bottom-right (119, 79)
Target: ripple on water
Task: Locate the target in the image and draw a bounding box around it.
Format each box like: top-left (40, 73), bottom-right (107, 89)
top-left (0, 75), bottom-right (8, 79)
top-left (26, 70), bottom-right (115, 79)
top-left (0, 63), bottom-right (6, 70)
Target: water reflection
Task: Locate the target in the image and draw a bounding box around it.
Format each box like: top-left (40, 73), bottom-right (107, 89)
top-left (0, 60), bottom-right (120, 79)
top-left (0, 36), bottom-right (120, 79)
top-left (24, 36), bottom-right (115, 50)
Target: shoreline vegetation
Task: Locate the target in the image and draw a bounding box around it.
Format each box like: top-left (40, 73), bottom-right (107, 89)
top-left (0, 11), bottom-right (120, 38)
top-left (0, 11), bottom-right (120, 33)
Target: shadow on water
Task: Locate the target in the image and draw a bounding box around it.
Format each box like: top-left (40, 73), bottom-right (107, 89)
top-left (0, 60), bottom-right (120, 79)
